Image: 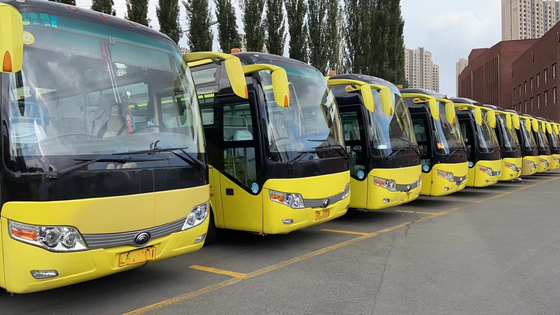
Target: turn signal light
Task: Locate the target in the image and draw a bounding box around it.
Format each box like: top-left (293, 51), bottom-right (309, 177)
top-left (3, 51), bottom-right (12, 72)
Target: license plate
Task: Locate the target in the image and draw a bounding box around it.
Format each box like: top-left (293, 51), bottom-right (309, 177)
top-left (315, 209), bottom-right (330, 220)
top-left (119, 247), bottom-right (156, 267)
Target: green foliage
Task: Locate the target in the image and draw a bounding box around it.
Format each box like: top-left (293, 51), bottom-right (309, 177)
top-left (157, 0), bottom-right (183, 44)
top-left (126, 0), bottom-right (150, 26)
top-left (307, 0), bottom-right (328, 74)
top-left (215, 0), bottom-right (241, 52)
top-left (265, 0), bottom-right (286, 55)
top-left (326, 1), bottom-right (345, 73)
top-left (48, 0), bottom-right (76, 5)
top-left (91, 0), bottom-right (116, 15)
top-left (284, 0), bottom-right (307, 62)
top-left (185, 0), bottom-right (214, 51)
top-left (242, 0), bottom-right (266, 51)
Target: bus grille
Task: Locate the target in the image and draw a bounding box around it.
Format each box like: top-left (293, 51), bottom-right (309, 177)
top-left (303, 191), bottom-right (346, 208)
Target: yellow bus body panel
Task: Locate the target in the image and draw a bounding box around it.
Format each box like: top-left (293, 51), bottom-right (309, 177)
top-left (466, 160), bottom-right (502, 187)
top-left (551, 154), bottom-right (560, 170)
top-left (500, 157), bottom-right (522, 181)
top-left (1, 185), bottom-right (209, 294)
top-left (351, 165), bottom-right (422, 210)
top-left (421, 162), bottom-right (469, 196)
top-left (521, 156), bottom-right (539, 176)
top-left (262, 171), bottom-right (350, 234)
top-left (537, 155), bottom-right (552, 173)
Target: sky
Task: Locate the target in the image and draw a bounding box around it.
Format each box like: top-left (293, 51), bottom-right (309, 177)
top-left (75, 0), bottom-right (502, 97)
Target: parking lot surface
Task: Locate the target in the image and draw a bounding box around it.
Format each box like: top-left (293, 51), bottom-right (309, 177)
top-left (2, 172), bottom-right (560, 315)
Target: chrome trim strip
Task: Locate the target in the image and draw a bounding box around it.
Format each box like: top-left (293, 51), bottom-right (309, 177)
top-left (83, 217), bottom-right (186, 249)
top-left (303, 190), bottom-right (346, 208)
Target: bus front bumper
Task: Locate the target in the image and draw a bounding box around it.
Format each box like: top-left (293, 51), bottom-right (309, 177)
top-left (467, 160), bottom-right (502, 187)
top-left (1, 218), bottom-right (208, 294)
top-left (422, 162), bottom-right (469, 197)
top-left (551, 155), bottom-right (560, 170)
top-left (500, 158), bottom-right (522, 181)
top-left (537, 155), bottom-right (552, 172)
top-left (521, 156), bottom-right (539, 176)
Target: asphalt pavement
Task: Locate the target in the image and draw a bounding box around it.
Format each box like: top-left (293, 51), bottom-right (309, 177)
top-left (2, 172), bottom-right (560, 315)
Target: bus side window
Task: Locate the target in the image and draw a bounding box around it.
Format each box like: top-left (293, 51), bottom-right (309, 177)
top-left (459, 121), bottom-right (473, 157)
top-left (412, 116), bottom-right (429, 156)
top-left (223, 102), bottom-right (256, 190)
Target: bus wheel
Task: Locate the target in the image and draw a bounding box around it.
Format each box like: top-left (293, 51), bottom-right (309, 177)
top-left (205, 209), bottom-right (220, 246)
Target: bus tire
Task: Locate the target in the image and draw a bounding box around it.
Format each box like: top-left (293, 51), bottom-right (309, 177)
top-left (204, 209), bottom-right (220, 246)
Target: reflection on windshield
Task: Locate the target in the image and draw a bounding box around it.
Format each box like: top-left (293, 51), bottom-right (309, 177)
top-left (496, 114), bottom-right (520, 152)
top-left (476, 110), bottom-right (500, 153)
top-left (5, 12), bottom-right (202, 173)
top-left (259, 62), bottom-right (344, 161)
top-left (433, 102), bottom-right (465, 154)
top-left (535, 129), bottom-right (550, 151)
top-left (520, 120), bottom-right (537, 151)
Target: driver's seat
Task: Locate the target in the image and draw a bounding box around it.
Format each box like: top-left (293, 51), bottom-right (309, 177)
top-left (97, 105), bottom-right (127, 138)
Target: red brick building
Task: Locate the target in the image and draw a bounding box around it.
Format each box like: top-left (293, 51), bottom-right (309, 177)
top-left (511, 23), bottom-right (560, 121)
top-left (458, 40), bottom-right (537, 108)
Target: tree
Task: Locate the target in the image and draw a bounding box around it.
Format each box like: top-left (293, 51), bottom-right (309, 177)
top-left (284, 0), bottom-right (307, 62)
top-left (344, 0), bottom-right (366, 73)
top-left (184, 0), bottom-right (213, 51)
top-left (265, 0), bottom-right (286, 55)
top-left (215, 0), bottom-right (241, 52)
top-left (385, 0), bottom-right (407, 86)
top-left (242, 0), bottom-right (266, 52)
top-left (326, 0), bottom-right (345, 73)
top-left (48, 0), bottom-right (76, 5)
top-left (91, 0), bottom-right (116, 15)
top-left (157, 0), bottom-right (182, 44)
top-left (307, 0), bottom-right (328, 74)
top-left (126, 0), bottom-right (150, 26)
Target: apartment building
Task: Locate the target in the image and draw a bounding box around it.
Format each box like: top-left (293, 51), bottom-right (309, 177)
top-left (502, 0), bottom-right (560, 40)
top-left (404, 47), bottom-right (440, 92)
top-left (456, 58), bottom-right (468, 94)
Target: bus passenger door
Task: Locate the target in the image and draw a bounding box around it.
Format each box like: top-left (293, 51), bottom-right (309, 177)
top-left (218, 95), bottom-right (263, 233)
top-left (411, 113), bottom-right (433, 195)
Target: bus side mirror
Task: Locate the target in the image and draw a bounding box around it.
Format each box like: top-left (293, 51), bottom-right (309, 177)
top-left (428, 99), bottom-right (439, 120)
top-left (512, 115), bottom-right (520, 129)
top-left (554, 124), bottom-right (559, 135)
top-left (360, 84), bottom-right (375, 113)
top-left (532, 119), bottom-right (539, 132)
top-left (474, 108), bottom-right (482, 126)
top-left (370, 84), bottom-right (392, 116)
top-left (243, 64), bottom-right (290, 107)
top-left (0, 4), bottom-right (23, 73)
top-left (546, 122), bottom-right (553, 134)
top-left (184, 52), bottom-right (248, 99)
top-left (445, 103), bottom-right (456, 124)
top-left (487, 111), bottom-right (496, 128)
top-left (506, 114), bottom-right (513, 129)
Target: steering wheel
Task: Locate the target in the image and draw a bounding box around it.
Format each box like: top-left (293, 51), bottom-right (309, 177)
top-left (131, 125), bottom-right (161, 134)
top-left (39, 133), bottom-right (96, 145)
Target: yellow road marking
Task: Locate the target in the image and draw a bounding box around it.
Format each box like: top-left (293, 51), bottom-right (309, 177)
top-left (396, 210), bottom-right (441, 215)
top-left (321, 229), bottom-right (370, 236)
top-left (124, 176), bottom-right (560, 315)
top-left (189, 265), bottom-right (247, 279)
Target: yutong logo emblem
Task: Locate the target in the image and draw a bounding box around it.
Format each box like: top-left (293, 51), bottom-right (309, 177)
top-left (134, 232), bottom-right (151, 246)
top-left (322, 199), bottom-right (330, 208)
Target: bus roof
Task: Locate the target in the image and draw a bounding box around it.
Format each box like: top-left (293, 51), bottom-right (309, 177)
top-left (329, 73), bottom-right (399, 90)
top-left (232, 52), bottom-right (317, 71)
top-left (449, 97), bottom-right (482, 106)
top-left (2, 0), bottom-right (173, 42)
top-left (400, 88), bottom-right (445, 98)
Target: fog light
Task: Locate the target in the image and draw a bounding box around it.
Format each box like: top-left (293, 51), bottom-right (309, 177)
top-left (31, 270), bottom-right (58, 279)
top-left (444, 187), bottom-right (449, 191)
top-left (485, 180), bottom-right (489, 183)
top-left (382, 199), bottom-right (390, 203)
top-left (194, 234), bottom-right (206, 243)
top-left (282, 219), bottom-right (293, 225)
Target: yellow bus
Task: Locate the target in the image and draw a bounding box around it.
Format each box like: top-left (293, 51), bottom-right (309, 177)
top-left (451, 98), bottom-right (502, 187)
top-left (328, 74), bottom-right (421, 210)
top-left (539, 117), bottom-right (560, 170)
top-left (512, 112), bottom-right (540, 175)
top-left (189, 52), bottom-right (350, 240)
top-left (401, 89), bottom-right (468, 196)
top-left (482, 105), bottom-right (523, 181)
top-left (0, 0), bottom-right (247, 293)
top-left (525, 115), bottom-right (552, 172)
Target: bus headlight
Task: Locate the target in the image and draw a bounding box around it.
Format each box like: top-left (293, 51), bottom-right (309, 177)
top-left (182, 202), bottom-right (208, 230)
top-left (8, 221), bottom-right (88, 252)
top-left (341, 184), bottom-right (350, 199)
top-left (373, 177), bottom-right (397, 192)
top-left (437, 170), bottom-right (455, 182)
top-left (479, 165), bottom-right (494, 176)
top-left (270, 190), bottom-right (305, 209)
top-left (504, 163), bottom-right (520, 171)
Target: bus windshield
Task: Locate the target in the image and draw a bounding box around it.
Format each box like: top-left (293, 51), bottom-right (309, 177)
top-left (476, 110), bottom-right (500, 153)
top-left (4, 11), bottom-right (203, 173)
top-left (496, 114), bottom-right (520, 152)
top-left (367, 87), bottom-right (418, 157)
top-left (259, 62), bottom-right (344, 160)
top-left (536, 128), bottom-right (550, 151)
top-left (433, 102), bottom-right (465, 154)
top-left (550, 131), bottom-right (560, 151)
top-left (520, 119), bottom-right (537, 151)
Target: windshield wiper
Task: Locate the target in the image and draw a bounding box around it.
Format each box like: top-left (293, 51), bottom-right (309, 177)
top-left (289, 149), bottom-right (319, 166)
top-left (46, 156), bottom-right (167, 180)
top-left (113, 145), bottom-right (204, 170)
top-left (171, 149), bottom-right (205, 171)
top-left (397, 137), bottom-right (421, 156)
